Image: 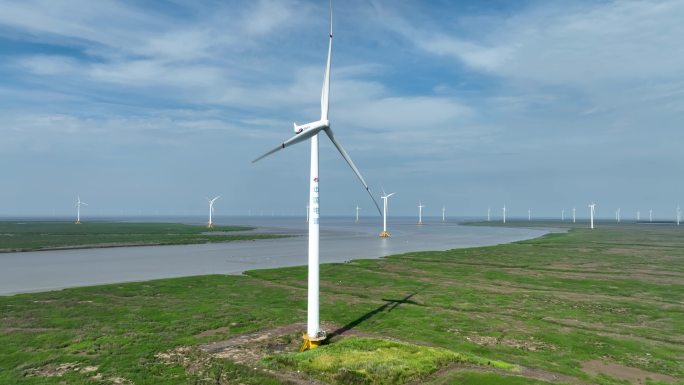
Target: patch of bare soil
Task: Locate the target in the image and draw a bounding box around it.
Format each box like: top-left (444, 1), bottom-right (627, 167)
top-left (582, 359), bottom-right (677, 385)
top-left (24, 363), bottom-right (115, 382)
top-left (466, 334), bottom-right (556, 352)
top-left (155, 323), bottom-right (320, 384)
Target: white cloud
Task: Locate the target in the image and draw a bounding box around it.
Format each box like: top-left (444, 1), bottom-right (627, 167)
top-left (380, 0), bottom-right (684, 87)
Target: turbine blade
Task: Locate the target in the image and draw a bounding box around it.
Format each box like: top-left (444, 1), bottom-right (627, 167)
top-left (252, 128), bottom-right (321, 163)
top-left (320, 0), bottom-right (333, 121)
top-left (323, 127), bottom-right (381, 216)
top-left (387, 192), bottom-right (396, 198)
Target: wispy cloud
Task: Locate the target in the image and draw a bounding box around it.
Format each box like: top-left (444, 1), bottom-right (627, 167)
top-left (0, 0), bottom-right (682, 215)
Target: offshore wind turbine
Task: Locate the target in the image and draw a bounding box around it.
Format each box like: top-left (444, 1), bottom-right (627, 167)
top-left (650, 209), bottom-right (653, 222)
top-left (502, 205), bottom-right (506, 224)
top-left (206, 196), bottom-right (221, 229)
top-left (75, 195), bottom-right (88, 224)
top-left (380, 191), bottom-right (395, 238)
top-left (637, 210), bottom-right (640, 221)
top-left (528, 209), bottom-right (531, 221)
top-left (355, 204), bottom-right (360, 223)
top-left (616, 208), bottom-right (621, 223)
top-left (589, 203), bottom-right (596, 229)
top-left (252, 1), bottom-right (380, 350)
top-left (442, 205), bottom-right (446, 223)
top-left (573, 207), bottom-right (576, 223)
top-left (418, 201), bottom-right (424, 225)
top-left (677, 205), bottom-right (681, 226)
top-left (487, 207), bottom-right (491, 222)
top-left (561, 209), bottom-right (565, 222)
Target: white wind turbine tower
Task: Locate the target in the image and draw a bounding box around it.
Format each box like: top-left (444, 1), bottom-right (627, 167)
top-left (418, 201), bottom-right (425, 225)
top-left (616, 208), bottom-right (621, 223)
top-left (355, 204), bottom-right (361, 223)
top-left (650, 209), bottom-right (653, 222)
top-left (637, 210), bottom-right (640, 221)
top-left (528, 209), bottom-right (531, 221)
top-left (573, 207), bottom-right (576, 223)
top-left (75, 195), bottom-right (88, 224)
top-left (502, 205), bottom-right (507, 224)
top-left (252, 1), bottom-right (380, 350)
top-left (442, 205), bottom-right (446, 223)
top-left (589, 203), bottom-right (596, 229)
top-left (206, 196), bottom-right (221, 229)
top-left (380, 191), bottom-right (395, 238)
top-left (676, 205), bottom-right (681, 226)
top-left (561, 209), bottom-right (565, 222)
top-left (487, 207), bottom-right (491, 222)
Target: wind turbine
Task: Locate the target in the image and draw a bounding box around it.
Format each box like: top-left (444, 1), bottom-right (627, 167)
top-left (676, 205), bottom-right (681, 226)
top-left (637, 210), bottom-right (640, 221)
top-left (487, 207), bottom-right (491, 222)
top-left (380, 191), bottom-right (395, 238)
top-left (252, 1), bottom-right (380, 350)
top-left (561, 208), bottom-right (565, 222)
top-left (650, 209), bottom-right (653, 222)
top-left (418, 201), bottom-right (425, 225)
top-left (442, 205), bottom-right (445, 223)
top-left (573, 207), bottom-right (576, 223)
top-left (616, 208), bottom-right (621, 223)
top-left (528, 209), bottom-right (531, 221)
top-left (502, 205), bottom-right (506, 224)
top-left (355, 204), bottom-right (361, 223)
top-left (589, 203), bottom-right (596, 229)
top-left (75, 195), bottom-right (88, 224)
top-left (207, 196), bottom-right (221, 229)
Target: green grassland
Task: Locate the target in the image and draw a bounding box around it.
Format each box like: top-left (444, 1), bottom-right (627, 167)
top-left (0, 221), bottom-right (285, 252)
top-left (0, 223), bottom-right (682, 384)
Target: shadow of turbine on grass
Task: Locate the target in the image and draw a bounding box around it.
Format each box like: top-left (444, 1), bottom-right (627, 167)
top-left (329, 292), bottom-right (419, 338)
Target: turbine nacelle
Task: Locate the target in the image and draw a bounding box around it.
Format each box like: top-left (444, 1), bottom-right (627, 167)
top-left (294, 120), bottom-right (329, 134)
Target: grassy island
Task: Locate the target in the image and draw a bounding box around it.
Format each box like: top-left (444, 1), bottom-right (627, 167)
top-left (0, 221), bottom-right (286, 252)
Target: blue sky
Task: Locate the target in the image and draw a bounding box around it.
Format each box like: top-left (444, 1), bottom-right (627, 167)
top-left (1, 0), bottom-right (683, 219)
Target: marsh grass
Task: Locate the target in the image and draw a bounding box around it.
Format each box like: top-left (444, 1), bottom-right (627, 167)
top-left (0, 223), bottom-right (682, 384)
top-left (0, 221), bottom-right (284, 251)
top-left (265, 337), bottom-right (515, 385)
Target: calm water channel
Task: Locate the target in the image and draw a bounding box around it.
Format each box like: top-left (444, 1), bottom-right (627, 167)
top-left (0, 216), bottom-right (549, 295)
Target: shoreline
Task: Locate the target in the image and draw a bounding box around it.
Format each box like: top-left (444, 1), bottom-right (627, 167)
top-left (0, 223), bottom-right (553, 296)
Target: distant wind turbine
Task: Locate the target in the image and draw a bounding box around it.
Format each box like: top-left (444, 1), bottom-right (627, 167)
top-left (487, 207), bottom-right (491, 222)
top-left (442, 205), bottom-right (446, 223)
top-left (355, 204), bottom-right (360, 223)
top-left (589, 203), bottom-right (596, 229)
top-left (380, 191), bottom-right (396, 238)
top-left (502, 205), bottom-right (506, 224)
top-left (561, 208), bottom-right (565, 222)
top-left (676, 205), bottom-right (681, 226)
top-left (207, 196), bottom-right (221, 229)
top-left (616, 208), bottom-right (621, 223)
top-left (75, 195), bottom-right (88, 224)
top-left (251, 0), bottom-right (380, 351)
top-left (650, 209), bottom-right (653, 222)
top-left (573, 207), bottom-right (576, 223)
top-left (528, 209), bottom-right (531, 221)
top-left (418, 201), bottom-right (424, 225)
top-left (637, 210), bottom-right (640, 221)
